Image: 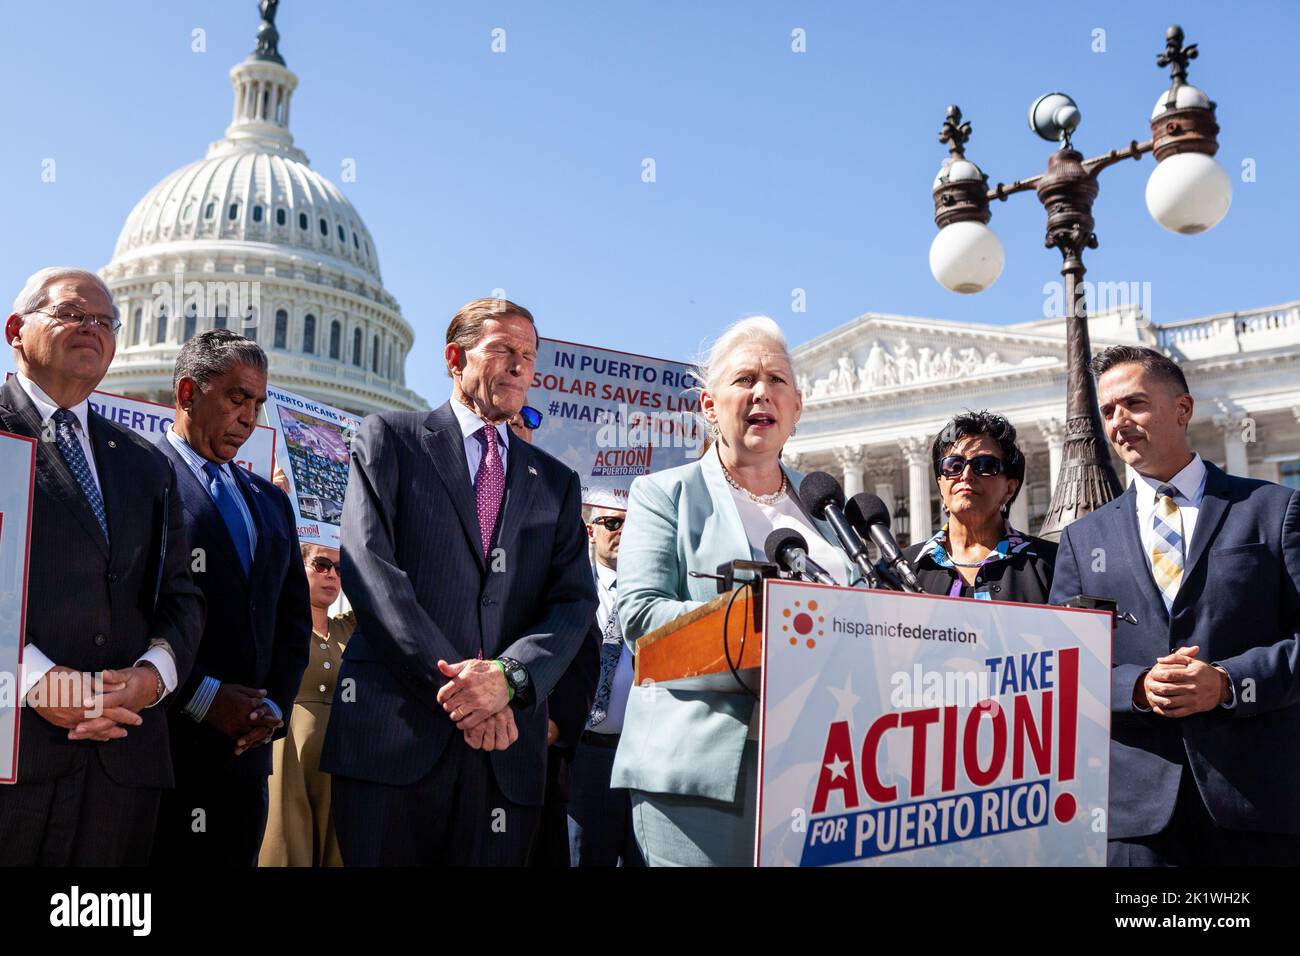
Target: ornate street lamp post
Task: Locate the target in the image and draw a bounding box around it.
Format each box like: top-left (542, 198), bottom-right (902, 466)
top-left (928, 25), bottom-right (1232, 538)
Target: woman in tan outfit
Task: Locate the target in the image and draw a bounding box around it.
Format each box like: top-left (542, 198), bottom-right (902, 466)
top-left (258, 540), bottom-right (354, 866)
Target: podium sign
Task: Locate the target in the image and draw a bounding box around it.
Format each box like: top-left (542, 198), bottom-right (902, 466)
top-left (755, 581), bottom-right (1112, 866)
top-left (0, 431), bottom-right (36, 784)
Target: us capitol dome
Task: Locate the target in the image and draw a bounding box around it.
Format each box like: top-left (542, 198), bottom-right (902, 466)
top-left (98, 5), bottom-right (426, 415)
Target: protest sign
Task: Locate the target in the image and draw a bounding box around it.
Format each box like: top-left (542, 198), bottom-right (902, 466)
top-left (263, 384), bottom-right (360, 547)
top-left (528, 338), bottom-right (705, 508)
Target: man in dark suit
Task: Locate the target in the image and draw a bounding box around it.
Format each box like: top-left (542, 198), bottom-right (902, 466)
top-left (152, 330), bottom-right (310, 866)
top-left (0, 267), bottom-right (203, 865)
top-left (322, 297), bottom-right (598, 866)
top-left (1050, 344), bottom-right (1300, 866)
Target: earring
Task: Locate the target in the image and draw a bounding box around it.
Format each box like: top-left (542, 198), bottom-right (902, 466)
top-left (790, 422), bottom-right (798, 437)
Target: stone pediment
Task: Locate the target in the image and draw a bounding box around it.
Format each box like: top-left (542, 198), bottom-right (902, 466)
top-left (793, 316), bottom-right (1060, 401)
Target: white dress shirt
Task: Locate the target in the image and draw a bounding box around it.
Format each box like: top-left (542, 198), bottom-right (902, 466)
top-left (729, 484), bottom-right (850, 587)
top-left (1130, 453), bottom-right (1234, 710)
top-left (1132, 453), bottom-right (1207, 613)
top-left (450, 398), bottom-right (511, 484)
top-left (590, 561), bottom-right (633, 736)
top-left (15, 371), bottom-right (178, 701)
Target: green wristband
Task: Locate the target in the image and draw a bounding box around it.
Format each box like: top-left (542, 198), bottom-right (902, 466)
top-left (493, 659), bottom-right (514, 700)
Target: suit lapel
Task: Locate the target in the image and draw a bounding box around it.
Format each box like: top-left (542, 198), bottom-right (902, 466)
top-left (230, 463), bottom-right (269, 583)
top-left (1173, 462), bottom-right (1230, 613)
top-left (160, 436), bottom-right (250, 587)
top-left (0, 377), bottom-right (109, 557)
top-left (1111, 483), bottom-right (1169, 623)
top-left (700, 447), bottom-right (751, 560)
top-left (422, 404), bottom-right (486, 570)
top-left (493, 431), bottom-right (538, 563)
top-left (87, 411), bottom-right (129, 560)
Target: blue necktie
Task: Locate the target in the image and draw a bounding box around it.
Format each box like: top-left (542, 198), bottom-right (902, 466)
top-left (52, 408), bottom-right (109, 543)
top-left (588, 584), bottom-right (623, 729)
top-left (202, 460), bottom-right (253, 574)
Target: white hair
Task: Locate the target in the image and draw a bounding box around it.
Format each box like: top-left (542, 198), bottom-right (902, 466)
top-left (11, 267), bottom-right (118, 319)
top-left (693, 315), bottom-right (791, 392)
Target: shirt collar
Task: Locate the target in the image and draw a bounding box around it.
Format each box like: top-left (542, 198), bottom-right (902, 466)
top-left (166, 426), bottom-right (229, 478)
top-left (596, 561), bottom-right (617, 591)
top-left (918, 520), bottom-right (1036, 570)
top-left (15, 370), bottom-right (92, 433)
top-left (450, 397), bottom-right (511, 450)
top-left (1133, 453), bottom-right (1206, 508)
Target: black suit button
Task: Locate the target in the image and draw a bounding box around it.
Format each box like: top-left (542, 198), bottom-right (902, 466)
top-left (992, 585), bottom-right (1001, 593)
top-left (107, 572), bottom-right (119, 584)
top-left (93, 633), bottom-right (107, 646)
top-left (481, 596), bottom-right (492, 607)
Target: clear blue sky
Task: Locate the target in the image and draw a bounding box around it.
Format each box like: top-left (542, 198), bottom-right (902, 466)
top-left (2, 0), bottom-right (1295, 409)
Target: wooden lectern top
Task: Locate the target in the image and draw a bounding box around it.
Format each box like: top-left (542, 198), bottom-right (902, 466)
top-left (633, 588), bottom-right (762, 694)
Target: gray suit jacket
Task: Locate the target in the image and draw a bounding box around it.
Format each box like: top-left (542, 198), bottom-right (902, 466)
top-left (610, 449), bottom-right (853, 802)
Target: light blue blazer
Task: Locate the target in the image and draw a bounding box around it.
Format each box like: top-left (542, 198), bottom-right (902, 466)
top-left (609, 449), bottom-right (855, 803)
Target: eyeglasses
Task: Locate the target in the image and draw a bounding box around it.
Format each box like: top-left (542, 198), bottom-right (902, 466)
top-left (28, 305), bottom-right (121, 335)
top-left (937, 454), bottom-right (1006, 479)
top-left (590, 515), bottom-right (625, 531)
top-left (308, 556), bottom-right (341, 575)
top-left (516, 405), bottom-right (543, 430)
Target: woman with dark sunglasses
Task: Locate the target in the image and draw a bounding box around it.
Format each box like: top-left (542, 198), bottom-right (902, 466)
top-left (896, 410), bottom-right (1056, 604)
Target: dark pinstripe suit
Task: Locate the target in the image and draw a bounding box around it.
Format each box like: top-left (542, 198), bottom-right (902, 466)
top-left (152, 436), bottom-right (311, 866)
top-left (320, 402), bottom-right (598, 865)
top-left (0, 376), bottom-right (204, 866)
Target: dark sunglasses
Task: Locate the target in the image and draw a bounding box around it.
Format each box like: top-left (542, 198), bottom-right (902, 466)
top-left (937, 454), bottom-right (1006, 479)
top-left (517, 405), bottom-right (544, 430)
top-left (591, 516), bottom-right (625, 531)
top-left (308, 556), bottom-right (341, 574)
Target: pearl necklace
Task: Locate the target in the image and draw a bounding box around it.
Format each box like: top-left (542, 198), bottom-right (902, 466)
top-left (722, 463), bottom-right (788, 505)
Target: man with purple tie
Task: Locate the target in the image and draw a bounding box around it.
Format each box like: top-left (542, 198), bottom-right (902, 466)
top-left (322, 297), bottom-right (597, 865)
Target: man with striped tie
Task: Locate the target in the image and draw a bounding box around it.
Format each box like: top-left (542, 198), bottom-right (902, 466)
top-left (1050, 345), bottom-right (1300, 866)
top-left (0, 267), bottom-right (203, 865)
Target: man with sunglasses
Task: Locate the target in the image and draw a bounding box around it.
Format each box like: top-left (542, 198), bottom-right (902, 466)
top-left (0, 267), bottom-right (203, 865)
top-left (567, 499), bottom-right (645, 866)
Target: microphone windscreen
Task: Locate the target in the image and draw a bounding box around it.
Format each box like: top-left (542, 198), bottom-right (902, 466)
top-left (798, 471), bottom-right (845, 520)
top-left (846, 492), bottom-right (891, 530)
top-left (764, 527), bottom-right (808, 564)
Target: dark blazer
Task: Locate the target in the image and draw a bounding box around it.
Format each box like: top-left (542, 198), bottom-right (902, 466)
top-left (0, 376), bottom-right (204, 788)
top-left (1050, 462), bottom-right (1300, 840)
top-left (549, 613), bottom-right (601, 750)
top-left (902, 533), bottom-right (1058, 605)
top-left (157, 435), bottom-right (310, 778)
top-left (320, 402), bottom-right (598, 807)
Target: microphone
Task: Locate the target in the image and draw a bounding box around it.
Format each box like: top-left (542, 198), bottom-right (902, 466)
top-left (764, 528), bottom-right (837, 586)
top-left (846, 493), bottom-right (923, 593)
top-left (795, 471), bottom-right (881, 588)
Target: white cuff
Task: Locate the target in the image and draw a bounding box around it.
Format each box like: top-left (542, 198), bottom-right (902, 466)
top-left (137, 644), bottom-right (178, 696)
top-left (20, 644), bottom-right (56, 701)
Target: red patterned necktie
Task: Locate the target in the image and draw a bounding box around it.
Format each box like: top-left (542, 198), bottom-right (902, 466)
top-left (475, 423), bottom-right (505, 556)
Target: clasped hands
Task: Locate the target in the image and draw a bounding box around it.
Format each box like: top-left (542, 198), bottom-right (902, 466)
top-left (28, 664), bottom-right (160, 741)
top-left (204, 684), bottom-right (283, 755)
top-left (436, 658), bottom-right (518, 752)
top-left (1133, 645), bottom-right (1232, 717)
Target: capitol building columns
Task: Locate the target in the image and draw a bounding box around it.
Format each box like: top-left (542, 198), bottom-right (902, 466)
top-left (834, 445), bottom-right (866, 499)
top-left (899, 437), bottom-right (933, 541)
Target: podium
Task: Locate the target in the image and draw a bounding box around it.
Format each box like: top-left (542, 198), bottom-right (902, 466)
top-left (633, 589), bottom-right (763, 694)
top-left (630, 578), bottom-right (1114, 866)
